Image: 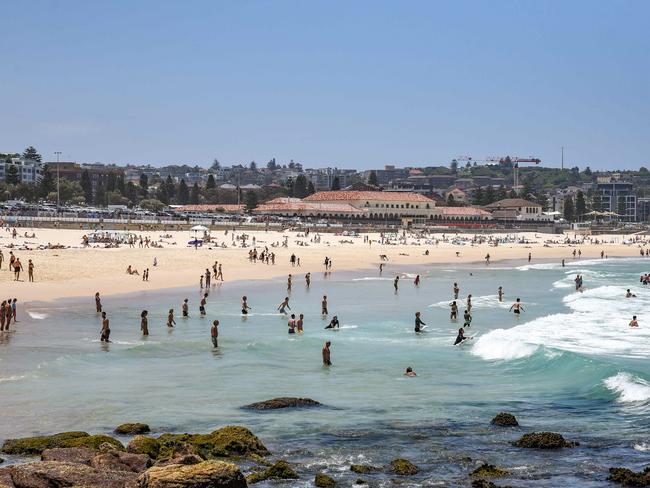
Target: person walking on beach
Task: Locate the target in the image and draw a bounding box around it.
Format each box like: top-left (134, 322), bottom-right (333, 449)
top-left (167, 309), bottom-right (176, 327)
top-left (100, 312), bottom-right (110, 342)
top-left (414, 311), bottom-right (426, 332)
top-left (140, 310), bottom-right (149, 336)
top-left (95, 292), bottom-right (102, 313)
top-left (321, 295), bottom-right (328, 315)
top-left (211, 320), bottom-right (219, 347)
top-left (278, 297), bottom-right (291, 314)
top-left (497, 286), bottom-right (504, 302)
top-left (453, 282), bottom-right (460, 299)
top-left (13, 257), bottom-right (22, 281)
top-left (28, 259), bottom-right (34, 282)
top-left (322, 341), bottom-right (332, 366)
top-left (0, 300), bottom-right (5, 331)
top-left (11, 299), bottom-right (17, 323)
top-left (216, 264), bottom-right (223, 281)
top-left (0, 250), bottom-right (3, 270)
top-left (509, 298), bottom-right (524, 316)
top-left (182, 298), bottom-right (189, 317)
top-left (200, 293), bottom-right (208, 316)
top-left (450, 301), bottom-right (458, 321)
top-left (485, 253), bottom-right (490, 265)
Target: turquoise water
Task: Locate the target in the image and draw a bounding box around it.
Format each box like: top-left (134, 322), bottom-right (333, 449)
top-left (1, 258), bottom-right (650, 486)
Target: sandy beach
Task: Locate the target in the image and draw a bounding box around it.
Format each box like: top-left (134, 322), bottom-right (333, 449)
top-left (0, 226), bottom-right (646, 303)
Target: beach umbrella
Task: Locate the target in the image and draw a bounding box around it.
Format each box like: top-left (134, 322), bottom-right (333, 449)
top-left (190, 225), bottom-right (209, 231)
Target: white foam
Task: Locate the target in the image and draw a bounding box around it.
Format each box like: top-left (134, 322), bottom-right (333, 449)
top-left (27, 311), bottom-right (49, 320)
top-left (0, 374), bottom-right (26, 383)
top-left (352, 277), bottom-right (392, 281)
top-left (471, 328), bottom-right (538, 360)
top-left (634, 442), bottom-right (650, 452)
top-left (604, 373), bottom-right (650, 404)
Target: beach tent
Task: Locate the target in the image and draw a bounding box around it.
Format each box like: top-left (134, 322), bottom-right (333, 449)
top-left (189, 225), bottom-right (210, 246)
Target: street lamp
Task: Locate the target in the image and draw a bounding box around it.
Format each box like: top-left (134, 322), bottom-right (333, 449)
top-left (54, 151), bottom-right (62, 213)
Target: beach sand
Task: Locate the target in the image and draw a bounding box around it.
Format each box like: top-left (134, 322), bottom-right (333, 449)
top-left (0, 226), bottom-right (644, 302)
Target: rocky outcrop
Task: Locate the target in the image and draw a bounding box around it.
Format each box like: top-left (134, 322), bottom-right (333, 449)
top-left (350, 464), bottom-right (378, 474)
top-left (470, 463), bottom-right (509, 478)
top-left (128, 436), bottom-right (162, 460)
top-left (91, 450), bottom-right (152, 473)
top-left (512, 432), bottom-right (578, 449)
top-left (157, 426), bottom-right (269, 460)
top-left (471, 480), bottom-right (514, 488)
top-left (490, 413), bottom-right (519, 427)
top-left (246, 460), bottom-right (298, 484)
top-left (243, 397), bottom-right (322, 410)
top-left (136, 460), bottom-right (247, 488)
top-left (1, 432), bottom-right (123, 455)
top-left (315, 473), bottom-right (336, 487)
top-left (608, 466), bottom-right (650, 486)
top-left (115, 423), bottom-right (151, 435)
top-left (389, 458), bottom-right (418, 476)
top-left (8, 461), bottom-right (137, 487)
top-left (0, 467), bottom-right (14, 488)
top-left (40, 447), bottom-right (95, 464)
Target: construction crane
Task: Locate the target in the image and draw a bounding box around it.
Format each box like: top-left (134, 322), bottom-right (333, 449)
top-left (485, 156), bottom-right (541, 190)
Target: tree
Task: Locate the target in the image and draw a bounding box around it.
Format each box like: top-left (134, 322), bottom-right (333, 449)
top-left (5, 164), bottom-right (20, 185)
top-left (249, 161), bottom-right (257, 171)
top-left (245, 190), bottom-right (258, 212)
top-left (592, 193), bottom-right (602, 212)
top-left (190, 183), bottom-right (200, 204)
top-left (267, 158), bottom-right (277, 170)
top-left (54, 180), bottom-right (84, 204)
top-left (106, 191), bottom-right (129, 206)
top-left (39, 165), bottom-right (55, 198)
top-left (165, 175), bottom-right (175, 199)
top-left (94, 175), bottom-right (106, 206)
top-left (330, 176), bottom-right (340, 191)
top-left (536, 192), bottom-right (549, 211)
top-left (22, 146), bottom-right (42, 162)
top-left (125, 182), bottom-right (138, 204)
top-left (484, 185), bottom-right (495, 205)
top-left (450, 159), bottom-right (458, 174)
top-left (368, 171), bottom-right (378, 186)
top-left (139, 198), bottom-right (165, 211)
top-left (81, 170), bottom-right (93, 203)
top-left (575, 191), bottom-right (586, 220)
top-left (116, 174), bottom-right (126, 195)
top-left (307, 181), bottom-right (315, 195)
top-left (473, 187), bottom-right (485, 206)
top-left (563, 196), bottom-right (575, 221)
top-left (178, 179), bottom-right (189, 204)
top-left (210, 159), bottom-right (221, 171)
top-left (156, 185), bottom-right (169, 205)
top-left (139, 173), bottom-right (149, 198)
top-left (522, 178), bottom-right (535, 200)
top-left (293, 174), bottom-right (309, 198)
top-left (206, 174), bottom-right (216, 189)
top-left (583, 166), bottom-right (593, 177)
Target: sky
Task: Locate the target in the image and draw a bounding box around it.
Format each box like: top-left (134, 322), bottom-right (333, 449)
top-left (1, 0), bottom-right (649, 170)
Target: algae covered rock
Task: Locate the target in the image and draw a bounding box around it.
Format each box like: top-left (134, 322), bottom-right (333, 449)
top-left (512, 432), bottom-right (578, 449)
top-left (136, 460), bottom-right (246, 488)
top-left (470, 463), bottom-right (509, 478)
top-left (608, 466), bottom-right (650, 486)
top-left (158, 426), bottom-right (269, 459)
top-left (1, 432), bottom-right (123, 455)
top-left (115, 423), bottom-right (151, 435)
top-left (9, 460), bottom-right (137, 488)
top-left (128, 436), bottom-right (162, 460)
top-left (350, 464), bottom-right (378, 474)
top-left (471, 480), bottom-right (514, 488)
top-left (246, 460), bottom-right (298, 484)
top-left (91, 450), bottom-right (152, 473)
top-left (389, 458), bottom-right (418, 476)
top-left (243, 397), bottom-right (322, 410)
top-left (315, 473), bottom-right (336, 487)
top-left (490, 413), bottom-right (519, 427)
top-left (40, 447), bottom-right (96, 464)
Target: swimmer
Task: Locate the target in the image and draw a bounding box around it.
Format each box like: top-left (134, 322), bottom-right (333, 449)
top-left (95, 292), bottom-right (102, 313)
top-left (497, 286), bottom-right (504, 302)
top-left (322, 341), bottom-right (332, 366)
top-left (509, 298), bottom-right (524, 315)
top-left (453, 282), bottom-right (459, 299)
top-left (414, 275), bottom-right (420, 286)
top-left (200, 293), bottom-right (208, 316)
top-left (288, 314), bottom-right (296, 334)
top-left (241, 296), bottom-right (251, 314)
top-left (463, 309), bottom-right (472, 328)
top-left (140, 310), bottom-right (149, 336)
top-left (466, 294), bottom-right (472, 312)
top-left (277, 297), bottom-right (291, 314)
top-left (626, 289), bottom-right (636, 298)
top-left (100, 312), bottom-right (111, 342)
top-left (449, 300), bottom-right (458, 321)
top-left (394, 275), bottom-right (399, 290)
top-left (325, 315), bottom-right (340, 329)
top-left (167, 309), bottom-right (176, 327)
top-left (297, 313), bottom-right (304, 333)
top-left (211, 320), bottom-right (219, 347)
top-left (305, 272), bottom-right (311, 287)
top-left (454, 327), bottom-right (470, 345)
top-left (630, 315), bottom-right (639, 328)
top-left (414, 311), bottom-right (426, 333)
top-left (321, 295), bottom-right (328, 315)
top-left (182, 298), bottom-right (189, 317)
top-left (404, 367), bottom-right (417, 377)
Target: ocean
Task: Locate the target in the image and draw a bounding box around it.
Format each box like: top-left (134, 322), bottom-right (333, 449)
top-left (1, 257), bottom-right (650, 486)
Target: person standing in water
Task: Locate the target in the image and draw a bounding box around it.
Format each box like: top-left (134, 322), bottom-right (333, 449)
top-left (288, 314), bottom-right (296, 334)
top-left (322, 341), bottom-right (332, 366)
top-left (100, 312), bottom-right (110, 342)
top-left (414, 311), bottom-right (426, 332)
top-left (509, 298), bottom-right (524, 315)
top-left (414, 275), bottom-right (420, 286)
top-left (182, 298), bottom-right (189, 317)
top-left (167, 309), bottom-right (176, 328)
top-left (528, 252), bottom-right (532, 263)
top-left (200, 293), bottom-right (208, 316)
top-left (305, 273), bottom-right (311, 288)
top-left (497, 287), bottom-right (504, 302)
top-left (463, 309), bottom-right (472, 327)
top-left (287, 274), bottom-right (292, 292)
top-left (394, 275), bottom-right (400, 291)
top-left (95, 292), bottom-right (102, 313)
top-left (241, 296), bottom-right (251, 314)
top-left (466, 294), bottom-right (472, 312)
top-left (450, 301), bottom-right (458, 321)
top-left (297, 313), bottom-right (304, 333)
top-left (629, 315), bottom-right (639, 328)
top-left (321, 295), bottom-right (328, 315)
top-left (278, 297), bottom-right (291, 314)
top-left (211, 320), bottom-right (219, 347)
top-left (140, 310), bottom-right (149, 336)
top-left (453, 282), bottom-right (460, 299)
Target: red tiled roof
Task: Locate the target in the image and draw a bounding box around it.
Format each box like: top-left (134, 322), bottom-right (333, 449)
top-left (178, 204), bottom-right (244, 213)
top-left (304, 191), bottom-right (433, 203)
top-left (484, 198), bottom-right (541, 209)
top-left (255, 201), bottom-right (365, 214)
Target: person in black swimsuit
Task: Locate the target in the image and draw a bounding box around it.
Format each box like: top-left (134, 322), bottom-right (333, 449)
top-left (415, 312), bottom-right (426, 332)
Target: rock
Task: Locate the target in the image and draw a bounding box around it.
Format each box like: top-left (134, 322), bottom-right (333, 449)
top-left (40, 447), bottom-right (96, 464)
top-left (246, 460), bottom-right (298, 484)
top-left (9, 461), bottom-right (136, 488)
top-left (315, 473), bottom-right (336, 487)
top-left (1, 432), bottom-right (123, 455)
top-left (0, 467), bottom-right (14, 488)
top-left (156, 454), bottom-right (205, 467)
top-left (157, 426), bottom-right (269, 459)
top-left (115, 423), bottom-right (151, 435)
top-left (389, 458), bottom-right (419, 476)
top-left (608, 467), bottom-right (650, 486)
top-left (136, 460), bottom-right (246, 488)
top-left (128, 436), bottom-right (162, 460)
top-left (354, 479), bottom-right (366, 485)
top-left (471, 481), bottom-right (515, 488)
top-left (243, 397), bottom-right (322, 410)
top-left (350, 464), bottom-right (378, 474)
top-left (470, 463), bottom-right (509, 478)
top-left (91, 450), bottom-right (152, 473)
top-left (512, 432), bottom-right (578, 449)
top-left (490, 413), bottom-right (519, 427)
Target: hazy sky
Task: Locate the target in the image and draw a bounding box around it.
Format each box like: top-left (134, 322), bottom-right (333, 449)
top-left (2, 1), bottom-right (649, 170)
